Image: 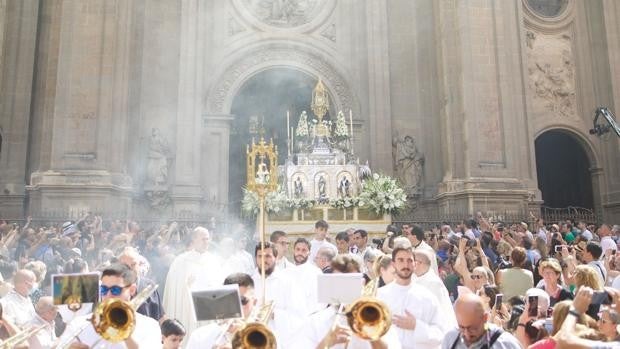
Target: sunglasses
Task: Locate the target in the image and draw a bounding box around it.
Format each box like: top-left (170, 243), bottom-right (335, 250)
top-left (470, 274), bottom-right (484, 280)
top-left (241, 296), bottom-right (250, 306)
top-left (100, 285), bottom-right (130, 296)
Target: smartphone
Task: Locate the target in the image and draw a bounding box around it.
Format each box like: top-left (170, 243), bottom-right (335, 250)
top-left (494, 294), bottom-right (503, 309)
top-left (528, 295), bottom-right (539, 317)
top-left (591, 291), bottom-right (612, 305)
top-left (554, 245), bottom-right (563, 253)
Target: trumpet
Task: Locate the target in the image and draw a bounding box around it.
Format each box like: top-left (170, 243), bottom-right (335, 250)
top-left (230, 300), bottom-right (277, 349)
top-left (57, 284), bottom-right (158, 348)
top-left (0, 324), bottom-right (46, 349)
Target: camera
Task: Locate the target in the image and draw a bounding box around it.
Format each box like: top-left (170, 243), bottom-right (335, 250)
top-left (372, 238), bottom-right (385, 249)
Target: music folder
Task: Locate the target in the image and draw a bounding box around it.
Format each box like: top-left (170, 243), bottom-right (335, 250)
top-left (317, 273), bottom-right (364, 304)
top-left (191, 284), bottom-right (243, 322)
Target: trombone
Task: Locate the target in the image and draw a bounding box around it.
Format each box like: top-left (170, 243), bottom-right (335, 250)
top-left (0, 324), bottom-right (46, 349)
top-left (57, 284), bottom-right (158, 348)
top-left (213, 300), bottom-right (276, 349)
top-left (326, 278), bottom-right (392, 348)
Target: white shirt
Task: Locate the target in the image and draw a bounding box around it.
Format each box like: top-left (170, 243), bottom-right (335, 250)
top-left (413, 271), bottom-right (457, 331)
top-left (377, 282), bottom-right (445, 349)
top-left (275, 256), bottom-right (295, 270)
top-left (601, 236), bottom-right (617, 258)
top-left (588, 260), bottom-right (607, 285)
top-left (185, 322), bottom-right (225, 349)
top-left (281, 262), bottom-right (323, 320)
top-left (27, 314), bottom-right (56, 349)
top-left (309, 239), bottom-right (337, 262)
top-left (0, 290), bottom-right (36, 327)
top-left (441, 323), bottom-right (522, 349)
top-left (250, 268), bottom-right (290, 345)
top-left (537, 228), bottom-right (548, 243)
top-left (293, 305), bottom-right (402, 349)
top-left (581, 229), bottom-right (594, 241)
top-left (58, 312), bottom-right (161, 348)
top-left (412, 241), bottom-right (439, 275)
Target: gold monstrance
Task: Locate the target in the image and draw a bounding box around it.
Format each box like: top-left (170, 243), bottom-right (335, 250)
top-left (246, 137), bottom-right (278, 302)
top-left (311, 79), bottom-right (330, 137)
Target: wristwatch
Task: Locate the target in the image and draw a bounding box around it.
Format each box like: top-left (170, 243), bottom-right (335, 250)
top-left (568, 308), bottom-right (581, 317)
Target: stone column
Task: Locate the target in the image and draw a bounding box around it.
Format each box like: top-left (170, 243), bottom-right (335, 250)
top-left (26, 1), bottom-right (133, 219)
top-left (0, 0), bottom-right (38, 219)
top-left (435, 0), bottom-right (534, 215)
top-left (171, 0), bottom-right (205, 217)
top-left (202, 115), bottom-right (233, 216)
top-left (365, 1), bottom-right (393, 173)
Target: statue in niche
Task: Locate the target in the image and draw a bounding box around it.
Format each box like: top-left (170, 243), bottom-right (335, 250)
top-left (338, 176), bottom-right (351, 198)
top-left (146, 128), bottom-right (171, 187)
top-left (393, 135), bottom-right (425, 195)
top-left (317, 175), bottom-right (328, 204)
top-left (294, 176), bottom-right (304, 198)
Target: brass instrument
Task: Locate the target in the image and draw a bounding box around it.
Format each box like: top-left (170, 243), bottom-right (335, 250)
top-left (92, 283), bottom-right (158, 343)
top-left (57, 284), bottom-right (158, 348)
top-left (0, 324), bottom-right (46, 349)
top-left (230, 300), bottom-right (277, 349)
top-left (345, 278), bottom-right (391, 341)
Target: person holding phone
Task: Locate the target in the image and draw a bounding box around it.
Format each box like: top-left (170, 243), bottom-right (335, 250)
top-left (538, 259), bottom-right (573, 306)
top-left (514, 288), bottom-right (550, 347)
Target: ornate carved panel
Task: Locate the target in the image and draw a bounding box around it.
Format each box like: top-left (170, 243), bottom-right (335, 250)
top-left (236, 0), bottom-right (329, 29)
top-left (525, 30), bottom-right (577, 119)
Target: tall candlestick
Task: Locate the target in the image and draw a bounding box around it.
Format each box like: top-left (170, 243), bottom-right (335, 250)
top-left (349, 110), bottom-right (354, 153)
top-left (287, 110), bottom-right (290, 141)
top-left (291, 127), bottom-right (294, 153)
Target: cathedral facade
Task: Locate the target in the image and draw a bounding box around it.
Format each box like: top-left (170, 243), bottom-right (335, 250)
top-left (0, 0), bottom-right (619, 224)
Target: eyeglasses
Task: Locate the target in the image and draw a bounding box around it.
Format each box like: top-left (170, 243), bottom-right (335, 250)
top-left (100, 285), bottom-right (130, 296)
top-left (470, 274), bottom-right (484, 280)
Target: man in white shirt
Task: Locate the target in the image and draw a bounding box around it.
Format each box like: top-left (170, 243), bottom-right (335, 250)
top-left (377, 247), bottom-right (445, 349)
top-left (309, 220), bottom-right (337, 261)
top-left (58, 263), bottom-right (161, 349)
top-left (270, 230), bottom-right (294, 270)
top-left (599, 224), bottom-right (617, 259)
top-left (185, 273), bottom-right (257, 349)
top-left (412, 249), bottom-right (457, 331)
top-left (352, 229), bottom-right (373, 259)
top-left (578, 221), bottom-right (593, 241)
top-left (0, 269), bottom-right (36, 327)
top-left (582, 242), bottom-right (607, 285)
top-left (27, 296), bottom-right (58, 349)
top-left (163, 227), bottom-right (223, 333)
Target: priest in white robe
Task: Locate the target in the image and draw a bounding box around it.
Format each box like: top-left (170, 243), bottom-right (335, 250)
top-left (412, 249), bottom-right (457, 331)
top-left (162, 227), bottom-right (223, 334)
top-left (377, 247), bottom-right (445, 349)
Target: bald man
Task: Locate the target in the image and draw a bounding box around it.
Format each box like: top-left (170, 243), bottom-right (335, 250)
top-left (28, 296), bottom-right (58, 349)
top-left (0, 269), bottom-right (36, 327)
top-left (163, 227), bottom-right (223, 333)
top-left (441, 293), bottom-right (521, 349)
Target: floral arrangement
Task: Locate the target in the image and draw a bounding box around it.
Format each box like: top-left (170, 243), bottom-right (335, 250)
top-left (333, 111), bottom-right (349, 140)
top-left (329, 196), bottom-right (359, 209)
top-left (287, 197), bottom-right (316, 210)
top-left (241, 187), bottom-right (289, 217)
top-left (357, 173), bottom-right (407, 215)
top-left (295, 111), bottom-right (309, 138)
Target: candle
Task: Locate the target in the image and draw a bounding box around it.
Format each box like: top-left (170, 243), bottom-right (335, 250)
top-left (349, 110), bottom-right (353, 137)
top-left (287, 110), bottom-right (290, 141)
top-left (291, 127), bottom-right (294, 152)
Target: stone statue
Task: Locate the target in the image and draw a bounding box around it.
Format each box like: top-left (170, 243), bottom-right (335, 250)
top-left (146, 128), bottom-right (170, 187)
top-left (294, 176), bottom-right (304, 198)
top-left (317, 175), bottom-right (327, 203)
top-left (393, 135), bottom-right (425, 195)
top-left (338, 176), bottom-right (351, 198)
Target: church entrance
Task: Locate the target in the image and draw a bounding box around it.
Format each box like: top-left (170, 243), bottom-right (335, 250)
top-left (534, 129), bottom-right (594, 210)
top-left (228, 68), bottom-right (328, 217)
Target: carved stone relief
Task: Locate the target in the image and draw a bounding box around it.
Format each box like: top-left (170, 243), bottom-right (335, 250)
top-left (320, 23), bottom-right (336, 42)
top-left (206, 44), bottom-right (354, 115)
top-left (526, 30), bottom-right (577, 119)
top-left (392, 135), bottom-right (425, 196)
top-left (239, 0), bottom-right (326, 28)
top-left (228, 15), bottom-right (246, 36)
top-left (144, 128), bottom-right (174, 210)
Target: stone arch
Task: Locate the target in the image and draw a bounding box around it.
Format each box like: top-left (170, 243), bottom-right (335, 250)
top-left (534, 127), bottom-right (600, 212)
top-left (205, 42), bottom-right (358, 117)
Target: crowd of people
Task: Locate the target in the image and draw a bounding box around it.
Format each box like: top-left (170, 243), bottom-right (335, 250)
top-left (0, 214), bottom-right (619, 348)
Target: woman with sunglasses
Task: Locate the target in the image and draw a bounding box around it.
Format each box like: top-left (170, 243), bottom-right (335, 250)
top-left (598, 306), bottom-right (620, 342)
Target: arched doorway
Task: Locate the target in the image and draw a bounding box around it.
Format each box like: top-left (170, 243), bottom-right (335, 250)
top-left (534, 130), bottom-right (594, 209)
top-left (228, 68), bottom-right (335, 216)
